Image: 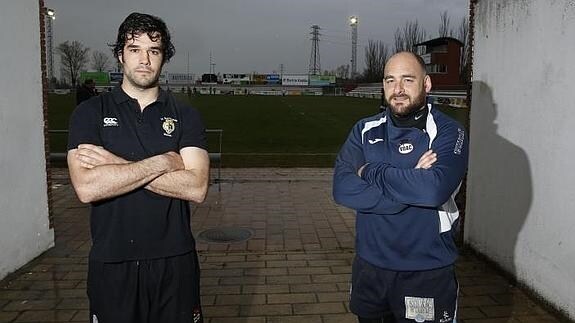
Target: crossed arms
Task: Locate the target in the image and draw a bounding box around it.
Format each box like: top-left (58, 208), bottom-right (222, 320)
top-left (333, 121), bottom-right (467, 214)
top-left (67, 144), bottom-right (210, 204)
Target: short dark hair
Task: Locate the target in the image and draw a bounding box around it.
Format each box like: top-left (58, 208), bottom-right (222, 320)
top-left (110, 12), bottom-right (175, 64)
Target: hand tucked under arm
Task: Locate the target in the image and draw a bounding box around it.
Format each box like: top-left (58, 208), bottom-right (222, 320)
top-left (414, 149), bottom-right (437, 169)
top-left (75, 144), bottom-right (130, 168)
top-left (144, 147), bottom-right (210, 203)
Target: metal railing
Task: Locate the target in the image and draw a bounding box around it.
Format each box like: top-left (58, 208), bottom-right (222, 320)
top-left (48, 128), bottom-right (223, 191)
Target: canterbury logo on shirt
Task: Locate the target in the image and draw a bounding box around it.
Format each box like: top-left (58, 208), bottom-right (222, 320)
top-left (103, 117), bottom-right (118, 127)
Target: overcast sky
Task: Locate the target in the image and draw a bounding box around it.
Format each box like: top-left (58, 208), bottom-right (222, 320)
top-left (46, 0), bottom-right (468, 76)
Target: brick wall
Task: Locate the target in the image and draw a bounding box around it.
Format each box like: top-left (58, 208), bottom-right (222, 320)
top-left (39, 0), bottom-right (54, 229)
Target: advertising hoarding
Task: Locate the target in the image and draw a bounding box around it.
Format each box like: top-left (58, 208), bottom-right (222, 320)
top-left (309, 75), bottom-right (335, 86)
top-left (167, 73), bottom-right (194, 84)
top-left (80, 71), bottom-right (110, 85)
top-left (265, 74), bottom-right (280, 84)
top-left (281, 74), bottom-right (309, 86)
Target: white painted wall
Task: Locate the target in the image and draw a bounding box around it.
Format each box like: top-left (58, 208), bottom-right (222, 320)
top-left (466, 0), bottom-right (575, 319)
top-left (0, 2), bottom-right (54, 280)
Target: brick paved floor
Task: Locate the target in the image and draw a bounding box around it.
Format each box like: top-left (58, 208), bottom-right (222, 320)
top-left (0, 168), bottom-right (569, 323)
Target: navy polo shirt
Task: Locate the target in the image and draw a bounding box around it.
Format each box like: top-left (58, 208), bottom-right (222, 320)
top-left (67, 86), bottom-right (207, 262)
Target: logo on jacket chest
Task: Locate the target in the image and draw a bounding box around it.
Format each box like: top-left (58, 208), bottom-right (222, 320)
top-left (161, 117), bottom-right (178, 137)
top-left (398, 140), bottom-right (414, 154)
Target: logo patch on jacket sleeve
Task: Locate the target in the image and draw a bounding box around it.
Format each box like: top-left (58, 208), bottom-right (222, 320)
top-left (161, 117), bottom-right (178, 137)
top-left (405, 296), bottom-right (434, 322)
top-left (453, 128), bottom-right (465, 155)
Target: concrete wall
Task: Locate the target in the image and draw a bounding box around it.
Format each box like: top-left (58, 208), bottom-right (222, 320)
top-left (466, 0), bottom-right (575, 318)
top-left (0, 2), bottom-right (54, 280)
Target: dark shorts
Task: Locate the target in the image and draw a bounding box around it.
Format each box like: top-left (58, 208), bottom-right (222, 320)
top-left (350, 256), bottom-right (458, 323)
top-left (87, 251), bottom-right (203, 323)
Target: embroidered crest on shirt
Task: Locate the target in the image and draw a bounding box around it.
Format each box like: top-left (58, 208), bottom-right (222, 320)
top-left (161, 117), bottom-right (178, 137)
top-left (405, 296), bottom-right (435, 322)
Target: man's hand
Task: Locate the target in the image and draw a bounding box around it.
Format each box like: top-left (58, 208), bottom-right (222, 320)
top-left (75, 144), bottom-right (128, 169)
top-left (415, 149), bottom-right (437, 169)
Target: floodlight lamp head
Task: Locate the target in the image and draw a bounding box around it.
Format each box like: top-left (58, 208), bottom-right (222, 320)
top-left (46, 8), bottom-right (56, 20)
top-left (349, 16), bottom-right (358, 26)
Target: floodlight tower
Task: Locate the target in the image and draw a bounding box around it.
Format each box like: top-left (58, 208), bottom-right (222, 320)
top-left (45, 8), bottom-right (56, 86)
top-left (349, 16), bottom-right (358, 79)
top-left (308, 25), bottom-right (321, 75)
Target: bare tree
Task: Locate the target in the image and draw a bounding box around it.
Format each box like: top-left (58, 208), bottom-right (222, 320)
top-left (57, 40), bottom-right (89, 88)
top-left (394, 20), bottom-right (427, 54)
top-left (362, 40), bottom-right (390, 83)
top-left (439, 11), bottom-right (453, 38)
top-left (91, 50), bottom-right (111, 72)
top-left (457, 16), bottom-right (470, 81)
top-left (335, 64), bottom-right (350, 79)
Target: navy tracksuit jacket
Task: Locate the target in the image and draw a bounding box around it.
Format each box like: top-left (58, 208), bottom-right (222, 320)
top-left (333, 104), bottom-right (469, 271)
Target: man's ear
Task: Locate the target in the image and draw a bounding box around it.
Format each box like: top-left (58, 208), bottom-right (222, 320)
top-left (424, 74), bottom-right (432, 93)
top-left (118, 53), bottom-right (124, 64)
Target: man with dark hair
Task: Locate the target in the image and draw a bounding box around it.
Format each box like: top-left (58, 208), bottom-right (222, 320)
top-left (67, 12), bottom-right (209, 323)
top-left (333, 51), bottom-right (468, 323)
top-left (76, 78), bottom-right (97, 104)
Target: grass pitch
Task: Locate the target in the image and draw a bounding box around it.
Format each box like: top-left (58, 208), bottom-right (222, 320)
top-left (48, 92), bottom-right (467, 167)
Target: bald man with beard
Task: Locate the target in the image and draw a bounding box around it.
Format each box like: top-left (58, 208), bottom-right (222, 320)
top-left (333, 52), bottom-right (468, 323)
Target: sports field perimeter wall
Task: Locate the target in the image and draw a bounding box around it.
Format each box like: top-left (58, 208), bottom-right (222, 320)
top-left (465, 0), bottom-right (575, 318)
top-left (0, 2), bottom-right (54, 280)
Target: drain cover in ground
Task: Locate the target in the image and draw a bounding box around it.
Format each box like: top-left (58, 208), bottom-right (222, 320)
top-left (197, 227), bottom-right (253, 243)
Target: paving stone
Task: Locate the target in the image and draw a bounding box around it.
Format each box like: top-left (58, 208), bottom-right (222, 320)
top-left (459, 295), bottom-right (499, 307)
top-left (266, 260), bottom-right (307, 268)
top-left (458, 307), bottom-right (487, 319)
top-left (288, 267), bottom-right (331, 275)
top-left (13, 309), bottom-right (76, 322)
top-left (267, 293), bottom-right (317, 304)
top-left (317, 292), bottom-right (349, 302)
top-left (266, 275), bottom-right (311, 285)
top-left (480, 304), bottom-right (541, 317)
top-left (0, 311), bottom-right (19, 322)
top-left (293, 302), bottom-right (347, 315)
top-left (516, 314), bottom-right (563, 322)
top-left (215, 294), bottom-right (266, 305)
top-left (321, 313), bottom-right (357, 323)
top-left (0, 168), bottom-right (568, 323)
top-left (311, 274), bottom-right (350, 283)
top-left (291, 283), bottom-right (339, 293)
top-left (220, 276), bottom-right (266, 286)
top-left (267, 315), bottom-right (322, 323)
top-left (242, 284), bottom-right (290, 294)
top-left (203, 305), bottom-right (240, 318)
top-left (201, 285), bottom-right (241, 295)
top-left (56, 297), bottom-right (89, 310)
top-left (0, 290), bottom-right (44, 301)
top-left (3, 299), bottom-right (58, 311)
top-left (240, 304), bottom-right (292, 316)
top-left (209, 317), bottom-right (265, 323)
top-left (70, 309), bottom-right (89, 322)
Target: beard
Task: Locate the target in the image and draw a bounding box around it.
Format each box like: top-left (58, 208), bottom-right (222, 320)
top-left (385, 89), bottom-right (427, 117)
top-left (123, 67), bottom-right (160, 90)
